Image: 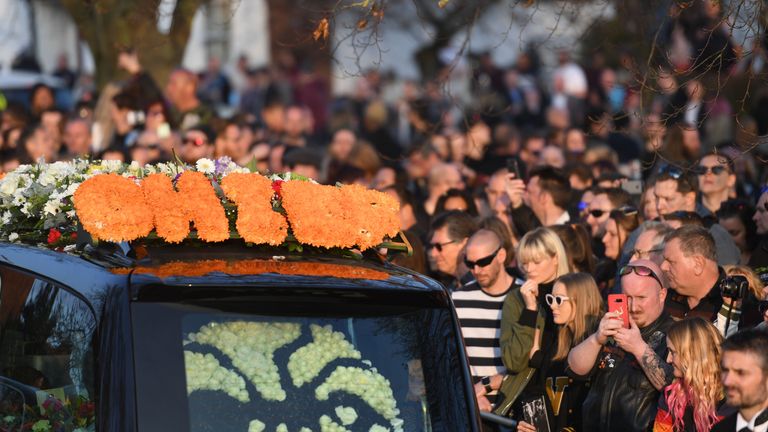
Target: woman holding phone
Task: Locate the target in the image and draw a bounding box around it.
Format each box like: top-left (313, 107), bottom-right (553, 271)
top-left (652, 317), bottom-right (727, 431)
top-left (515, 272), bottom-right (604, 432)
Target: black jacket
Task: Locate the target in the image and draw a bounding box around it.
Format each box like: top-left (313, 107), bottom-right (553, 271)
top-left (575, 312), bottom-right (674, 432)
top-left (710, 413), bottom-right (736, 432)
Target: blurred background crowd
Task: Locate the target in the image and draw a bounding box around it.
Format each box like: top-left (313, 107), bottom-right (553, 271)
top-left (4, 0), bottom-right (768, 429)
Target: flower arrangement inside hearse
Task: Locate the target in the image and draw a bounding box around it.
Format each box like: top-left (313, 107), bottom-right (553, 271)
top-left (0, 157), bottom-right (401, 251)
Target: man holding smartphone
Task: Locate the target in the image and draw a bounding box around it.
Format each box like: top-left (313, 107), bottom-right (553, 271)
top-left (568, 259), bottom-right (674, 432)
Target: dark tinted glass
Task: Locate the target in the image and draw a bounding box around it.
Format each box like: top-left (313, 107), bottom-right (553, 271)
top-left (0, 266), bottom-right (97, 430)
top-left (132, 290), bottom-right (474, 432)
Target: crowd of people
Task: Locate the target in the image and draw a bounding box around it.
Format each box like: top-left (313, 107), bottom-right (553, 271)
top-left (2, 1), bottom-right (768, 430)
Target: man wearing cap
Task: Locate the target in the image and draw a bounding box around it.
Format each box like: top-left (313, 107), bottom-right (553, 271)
top-left (568, 259), bottom-right (674, 432)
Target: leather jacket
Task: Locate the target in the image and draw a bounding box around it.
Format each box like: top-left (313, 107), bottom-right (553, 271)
top-left (576, 312), bottom-right (674, 432)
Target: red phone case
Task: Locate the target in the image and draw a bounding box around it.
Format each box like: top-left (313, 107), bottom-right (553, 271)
top-left (607, 294), bottom-right (630, 328)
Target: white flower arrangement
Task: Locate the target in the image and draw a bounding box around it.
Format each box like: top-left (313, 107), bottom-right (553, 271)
top-left (184, 351), bottom-right (250, 402)
top-left (276, 423), bottom-right (288, 432)
top-left (248, 419), bottom-right (266, 432)
top-left (184, 320), bottom-right (405, 432)
top-left (287, 324), bottom-right (362, 387)
top-left (187, 321), bottom-right (301, 401)
top-left (315, 366), bottom-right (402, 430)
top-left (334, 406), bottom-right (358, 426)
top-left (0, 157), bottom-right (249, 245)
top-left (196, 158), bottom-right (216, 174)
top-left (319, 414), bottom-right (350, 432)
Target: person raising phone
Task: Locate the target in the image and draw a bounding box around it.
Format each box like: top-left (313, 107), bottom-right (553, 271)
top-left (568, 259), bottom-right (675, 432)
top-left (515, 272), bottom-right (604, 432)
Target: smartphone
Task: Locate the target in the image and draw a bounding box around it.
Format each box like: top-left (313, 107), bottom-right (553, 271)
top-left (621, 179), bottom-right (643, 195)
top-left (506, 158), bottom-right (522, 180)
top-left (607, 294), bottom-right (630, 328)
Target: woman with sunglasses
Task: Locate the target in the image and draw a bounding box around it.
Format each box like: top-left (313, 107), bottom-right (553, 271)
top-left (652, 317), bottom-right (727, 432)
top-left (516, 272), bottom-right (604, 432)
top-left (696, 153), bottom-right (735, 215)
top-left (495, 228), bottom-right (571, 421)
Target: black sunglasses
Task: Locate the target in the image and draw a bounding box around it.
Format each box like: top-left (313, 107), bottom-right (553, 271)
top-left (464, 247), bottom-right (501, 269)
top-left (588, 209), bottom-right (608, 218)
top-left (695, 165), bottom-right (727, 176)
top-left (619, 264), bottom-right (664, 288)
top-left (427, 240), bottom-right (455, 252)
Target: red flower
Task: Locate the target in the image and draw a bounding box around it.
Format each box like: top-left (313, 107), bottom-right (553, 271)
top-left (47, 228), bottom-right (62, 245)
top-left (272, 180), bottom-right (284, 198)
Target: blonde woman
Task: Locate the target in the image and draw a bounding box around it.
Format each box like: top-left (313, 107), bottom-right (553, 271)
top-left (653, 317), bottom-right (727, 432)
top-left (494, 227), bottom-right (570, 419)
top-left (516, 272), bottom-right (604, 432)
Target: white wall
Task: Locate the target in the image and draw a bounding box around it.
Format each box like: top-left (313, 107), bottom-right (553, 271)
top-left (183, 0), bottom-right (270, 72)
top-left (0, 0), bottom-right (32, 72)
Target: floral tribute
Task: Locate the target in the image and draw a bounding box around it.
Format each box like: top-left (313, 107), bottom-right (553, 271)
top-left (183, 319), bottom-right (404, 432)
top-left (0, 158), bottom-right (400, 251)
top-left (0, 393), bottom-right (95, 432)
top-left (112, 259), bottom-right (390, 281)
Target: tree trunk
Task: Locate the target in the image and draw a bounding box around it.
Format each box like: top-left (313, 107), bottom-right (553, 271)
top-left (415, 39), bottom-right (451, 81)
top-left (265, 0), bottom-right (333, 82)
top-left (60, 0), bottom-right (204, 89)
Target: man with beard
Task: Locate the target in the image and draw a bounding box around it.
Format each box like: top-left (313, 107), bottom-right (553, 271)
top-left (453, 229), bottom-right (520, 417)
top-left (713, 329), bottom-right (768, 432)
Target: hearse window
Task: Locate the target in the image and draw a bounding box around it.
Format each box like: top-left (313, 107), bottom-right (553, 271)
top-left (0, 266), bottom-right (97, 431)
top-left (132, 299), bottom-right (472, 432)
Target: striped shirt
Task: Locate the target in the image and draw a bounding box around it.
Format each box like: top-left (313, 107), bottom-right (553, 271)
top-left (452, 279), bottom-right (519, 386)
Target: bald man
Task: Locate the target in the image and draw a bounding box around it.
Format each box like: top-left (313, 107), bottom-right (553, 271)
top-left (452, 229), bottom-right (518, 413)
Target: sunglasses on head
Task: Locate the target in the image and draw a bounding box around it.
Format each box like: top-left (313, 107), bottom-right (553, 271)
top-left (610, 206), bottom-right (638, 219)
top-left (545, 293), bottom-right (570, 307)
top-left (658, 164), bottom-right (685, 179)
top-left (631, 247), bottom-right (663, 258)
top-left (695, 165), bottom-right (727, 176)
top-left (619, 264), bottom-right (664, 288)
top-left (427, 240), bottom-right (455, 252)
top-left (464, 247), bottom-right (501, 269)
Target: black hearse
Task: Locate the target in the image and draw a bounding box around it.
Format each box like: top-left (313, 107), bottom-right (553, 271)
top-left (0, 241), bottom-right (482, 432)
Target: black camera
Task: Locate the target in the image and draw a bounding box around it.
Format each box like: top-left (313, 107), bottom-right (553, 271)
top-left (720, 275), bottom-right (749, 299)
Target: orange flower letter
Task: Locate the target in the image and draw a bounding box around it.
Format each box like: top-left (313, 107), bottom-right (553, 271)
top-left (221, 173), bottom-right (288, 245)
top-left (73, 174), bottom-right (154, 242)
top-left (341, 184), bottom-right (400, 250)
top-left (281, 181), bottom-right (357, 249)
top-left (142, 174), bottom-right (192, 243)
top-left (175, 171), bottom-right (230, 242)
